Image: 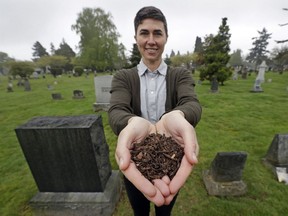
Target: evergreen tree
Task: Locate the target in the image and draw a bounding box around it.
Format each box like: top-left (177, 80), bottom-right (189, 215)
top-left (170, 50), bottom-right (175, 58)
top-left (246, 28), bottom-right (272, 67)
top-left (55, 39), bottom-right (76, 59)
top-left (193, 36), bottom-right (203, 53)
top-left (129, 43), bottom-right (141, 67)
top-left (50, 43), bottom-right (55, 55)
top-left (199, 17), bottom-right (232, 85)
top-left (32, 41), bottom-right (49, 61)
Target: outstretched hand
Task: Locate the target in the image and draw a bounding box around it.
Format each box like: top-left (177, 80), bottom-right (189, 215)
top-left (155, 110), bottom-right (199, 204)
top-left (115, 116), bottom-right (167, 206)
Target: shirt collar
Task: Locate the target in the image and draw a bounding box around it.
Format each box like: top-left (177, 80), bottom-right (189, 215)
top-left (137, 59), bottom-right (167, 76)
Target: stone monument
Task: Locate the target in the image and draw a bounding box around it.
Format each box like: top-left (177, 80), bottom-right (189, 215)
top-left (93, 75), bottom-right (113, 111)
top-left (262, 134), bottom-right (288, 184)
top-left (15, 115), bottom-right (122, 216)
top-left (203, 152), bottom-right (248, 196)
top-left (72, 89), bottom-right (85, 99)
top-left (210, 76), bottom-right (219, 93)
top-left (256, 61), bottom-right (267, 83)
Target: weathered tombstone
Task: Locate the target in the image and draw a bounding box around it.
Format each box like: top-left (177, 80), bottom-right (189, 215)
top-left (33, 71), bottom-right (39, 79)
top-left (256, 61), bottom-right (267, 83)
top-left (51, 93), bottom-right (63, 100)
top-left (241, 67), bottom-right (248, 79)
top-left (232, 66), bottom-right (239, 80)
top-left (210, 76), bottom-right (219, 93)
top-left (93, 75), bottom-right (113, 111)
top-left (15, 115), bottom-right (122, 216)
top-left (250, 79), bottom-right (263, 93)
top-left (203, 152), bottom-right (248, 196)
top-left (24, 78), bottom-right (31, 91)
top-left (72, 90), bottom-right (85, 99)
top-left (7, 80), bottom-right (13, 92)
top-left (262, 134), bottom-right (288, 184)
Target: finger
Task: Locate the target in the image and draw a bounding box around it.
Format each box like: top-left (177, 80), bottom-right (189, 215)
top-left (164, 194), bottom-right (176, 205)
top-left (122, 162), bottom-right (157, 197)
top-left (169, 156), bottom-right (194, 194)
top-left (153, 179), bottom-right (170, 197)
top-left (144, 188), bottom-right (165, 207)
top-left (162, 175), bottom-right (171, 184)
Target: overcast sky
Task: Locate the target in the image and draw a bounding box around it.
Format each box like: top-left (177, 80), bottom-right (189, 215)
top-left (0, 0), bottom-right (287, 61)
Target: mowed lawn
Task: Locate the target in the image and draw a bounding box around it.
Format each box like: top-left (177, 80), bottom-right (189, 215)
top-left (0, 71), bottom-right (287, 216)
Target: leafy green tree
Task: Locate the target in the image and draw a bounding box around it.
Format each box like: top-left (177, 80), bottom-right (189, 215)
top-left (32, 41), bottom-right (49, 61)
top-left (271, 46), bottom-right (288, 71)
top-left (72, 7), bottom-right (122, 71)
top-left (36, 55), bottom-right (68, 77)
top-left (129, 43), bottom-right (141, 67)
top-left (199, 18), bottom-right (232, 85)
top-left (246, 28), bottom-right (272, 67)
top-left (9, 61), bottom-right (34, 78)
top-left (0, 51), bottom-right (15, 75)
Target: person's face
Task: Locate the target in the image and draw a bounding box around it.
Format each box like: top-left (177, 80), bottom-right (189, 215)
top-left (135, 18), bottom-right (167, 66)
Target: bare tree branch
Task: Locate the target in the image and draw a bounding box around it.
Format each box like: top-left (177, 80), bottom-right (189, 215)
top-left (283, 8), bottom-right (288, 11)
top-left (275, 39), bottom-right (288, 43)
top-left (279, 23), bottom-right (288, 27)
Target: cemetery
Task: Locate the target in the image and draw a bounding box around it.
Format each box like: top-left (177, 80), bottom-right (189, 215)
top-left (0, 70), bottom-right (288, 215)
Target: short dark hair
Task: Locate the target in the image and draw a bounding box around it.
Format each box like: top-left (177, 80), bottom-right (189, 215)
top-left (134, 6), bottom-right (168, 36)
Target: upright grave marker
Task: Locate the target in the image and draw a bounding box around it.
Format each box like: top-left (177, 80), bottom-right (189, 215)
top-left (15, 114), bottom-right (121, 216)
top-left (262, 134), bottom-right (288, 184)
top-left (203, 152), bottom-right (248, 196)
top-left (93, 75), bottom-right (112, 111)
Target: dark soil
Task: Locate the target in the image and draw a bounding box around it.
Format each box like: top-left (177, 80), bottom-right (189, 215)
top-left (130, 133), bottom-right (184, 182)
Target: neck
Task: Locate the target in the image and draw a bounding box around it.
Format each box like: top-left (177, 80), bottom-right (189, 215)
top-left (143, 59), bottom-right (162, 72)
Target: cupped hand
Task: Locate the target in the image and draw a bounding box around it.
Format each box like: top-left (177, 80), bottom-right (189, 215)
top-left (155, 110), bottom-right (199, 198)
top-left (115, 116), bottom-right (166, 206)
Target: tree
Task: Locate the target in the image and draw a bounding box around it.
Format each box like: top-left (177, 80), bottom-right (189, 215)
top-left (229, 49), bottom-right (243, 67)
top-left (54, 39), bottom-right (76, 59)
top-left (270, 46), bottom-right (288, 71)
top-left (129, 43), bottom-right (141, 67)
top-left (36, 55), bottom-right (68, 77)
top-left (72, 7), bottom-right (122, 71)
top-left (0, 51), bottom-right (14, 75)
top-left (199, 17), bottom-right (232, 85)
top-left (9, 61), bottom-right (34, 78)
top-left (32, 41), bottom-right (49, 61)
top-left (54, 39), bottom-right (76, 71)
top-left (193, 36), bottom-right (204, 68)
top-left (170, 50), bottom-right (175, 58)
top-left (246, 28), bottom-right (272, 67)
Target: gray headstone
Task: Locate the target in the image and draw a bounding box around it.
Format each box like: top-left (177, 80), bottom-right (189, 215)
top-left (211, 152), bottom-right (247, 182)
top-left (51, 93), bottom-right (62, 100)
top-left (73, 89), bottom-right (85, 99)
top-left (210, 76), bottom-right (219, 93)
top-left (203, 152), bottom-right (248, 196)
top-left (24, 79), bottom-right (31, 91)
top-left (263, 134), bottom-right (288, 168)
top-left (15, 115), bottom-right (122, 215)
top-left (93, 75), bottom-right (112, 111)
top-left (15, 115), bottom-right (112, 192)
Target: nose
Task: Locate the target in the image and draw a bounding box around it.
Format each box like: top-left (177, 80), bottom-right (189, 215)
top-left (147, 34), bottom-right (156, 45)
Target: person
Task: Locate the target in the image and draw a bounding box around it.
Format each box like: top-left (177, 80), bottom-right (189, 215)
top-left (108, 6), bottom-right (202, 216)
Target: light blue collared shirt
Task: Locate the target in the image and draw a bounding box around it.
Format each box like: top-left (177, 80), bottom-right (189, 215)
top-left (137, 60), bottom-right (167, 123)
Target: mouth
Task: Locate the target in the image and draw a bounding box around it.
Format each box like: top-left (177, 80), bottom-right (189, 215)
top-left (145, 47), bottom-right (158, 54)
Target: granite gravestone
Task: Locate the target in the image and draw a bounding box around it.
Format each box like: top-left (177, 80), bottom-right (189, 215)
top-left (93, 75), bottom-right (112, 111)
top-left (256, 61), bottom-right (267, 83)
top-left (203, 152), bottom-right (248, 196)
top-left (262, 134), bottom-right (288, 184)
top-left (250, 79), bottom-right (263, 92)
top-left (24, 78), bottom-right (31, 91)
top-left (51, 93), bottom-right (62, 100)
top-left (15, 115), bottom-right (121, 216)
top-left (72, 89), bottom-right (85, 99)
top-left (210, 76), bottom-right (219, 93)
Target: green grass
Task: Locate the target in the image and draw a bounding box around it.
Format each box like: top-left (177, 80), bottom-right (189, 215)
top-left (0, 71), bottom-right (287, 216)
